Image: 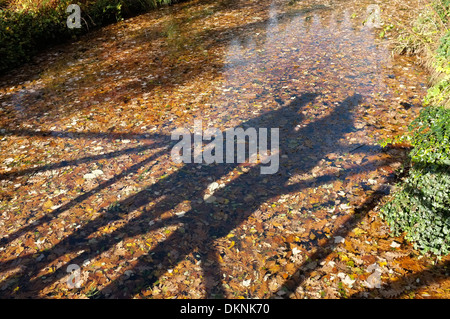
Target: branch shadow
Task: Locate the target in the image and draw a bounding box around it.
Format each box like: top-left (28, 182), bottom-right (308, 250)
top-left (0, 0), bottom-right (425, 300)
top-left (273, 182), bottom-right (393, 297)
top-left (0, 91), bottom-right (375, 298)
top-left (0, 145), bottom-right (167, 248)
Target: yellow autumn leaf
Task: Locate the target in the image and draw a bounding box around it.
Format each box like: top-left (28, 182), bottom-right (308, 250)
top-left (272, 222), bottom-right (283, 228)
top-left (352, 227), bottom-right (366, 236)
top-left (267, 262), bottom-right (280, 273)
top-left (15, 246), bottom-right (24, 255)
top-left (42, 200), bottom-right (54, 211)
top-left (285, 263), bottom-right (296, 274)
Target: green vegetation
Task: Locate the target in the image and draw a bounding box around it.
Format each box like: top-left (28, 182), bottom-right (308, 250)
top-left (381, 0), bottom-right (450, 255)
top-left (0, 0), bottom-right (177, 73)
top-left (381, 107), bottom-right (450, 255)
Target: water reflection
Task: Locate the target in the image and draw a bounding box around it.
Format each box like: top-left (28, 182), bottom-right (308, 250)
top-left (216, 0), bottom-right (391, 127)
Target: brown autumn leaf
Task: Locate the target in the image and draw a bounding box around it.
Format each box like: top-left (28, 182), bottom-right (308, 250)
top-left (265, 260), bottom-right (281, 274)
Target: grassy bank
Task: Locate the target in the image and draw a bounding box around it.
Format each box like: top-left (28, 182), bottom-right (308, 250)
top-left (381, 0), bottom-right (450, 255)
top-left (0, 0), bottom-right (178, 74)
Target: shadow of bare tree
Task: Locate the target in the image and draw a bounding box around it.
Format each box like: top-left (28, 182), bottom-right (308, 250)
top-left (0, 0), bottom-right (432, 300)
top-left (0, 91), bottom-right (389, 298)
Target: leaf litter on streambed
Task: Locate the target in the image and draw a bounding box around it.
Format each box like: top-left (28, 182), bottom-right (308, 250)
top-left (0, 0), bottom-right (449, 299)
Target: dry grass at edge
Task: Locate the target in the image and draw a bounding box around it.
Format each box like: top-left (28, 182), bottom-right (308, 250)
top-left (392, 0), bottom-right (449, 84)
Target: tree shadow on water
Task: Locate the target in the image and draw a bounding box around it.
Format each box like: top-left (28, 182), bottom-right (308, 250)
top-left (0, 91), bottom-right (386, 298)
